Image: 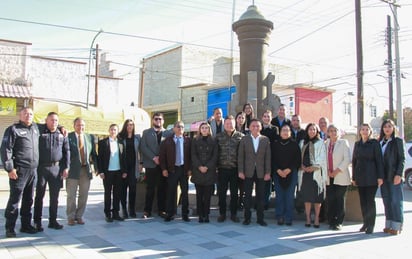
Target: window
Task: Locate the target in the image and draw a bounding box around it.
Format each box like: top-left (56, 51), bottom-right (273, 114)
top-left (370, 105), bottom-right (377, 118)
top-left (343, 102), bottom-right (351, 115)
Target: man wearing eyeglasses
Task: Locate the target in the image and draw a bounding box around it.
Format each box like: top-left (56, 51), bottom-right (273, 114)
top-left (159, 121), bottom-right (192, 222)
top-left (140, 112), bottom-right (172, 218)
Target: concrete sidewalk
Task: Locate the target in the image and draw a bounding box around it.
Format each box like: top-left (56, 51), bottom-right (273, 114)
top-left (0, 168), bottom-right (410, 258)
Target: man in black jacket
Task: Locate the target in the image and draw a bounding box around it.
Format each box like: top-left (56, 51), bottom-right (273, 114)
top-left (1, 107), bottom-right (40, 237)
top-left (33, 112), bottom-right (70, 231)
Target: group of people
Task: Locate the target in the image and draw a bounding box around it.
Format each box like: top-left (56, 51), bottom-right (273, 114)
top-left (1, 104), bottom-right (405, 238)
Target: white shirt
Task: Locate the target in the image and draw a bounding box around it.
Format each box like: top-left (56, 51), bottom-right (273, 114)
top-left (251, 134), bottom-right (260, 153)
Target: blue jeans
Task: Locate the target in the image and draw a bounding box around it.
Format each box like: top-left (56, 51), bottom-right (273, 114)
top-left (380, 180), bottom-right (403, 230)
top-left (274, 170), bottom-right (297, 223)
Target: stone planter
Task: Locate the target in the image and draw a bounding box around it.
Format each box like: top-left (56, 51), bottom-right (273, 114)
top-left (345, 187), bottom-right (363, 222)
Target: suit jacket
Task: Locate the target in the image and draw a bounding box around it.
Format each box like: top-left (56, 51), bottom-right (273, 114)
top-left (140, 127), bottom-right (172, 168)
top-left (210, 119), bottom-right (223, 137)
top-left (238, 134), bottom-right (271, 179)
top-left (97, 137), bottom-right (126, 174)
top-left (271, 116), bottom-right (291, 128)
top-left (159, 135), bottom-right (191, 174)
top-left (325, 138), bottom-right (351, 186)
top-left (68, 132), bottom-right (97, 180)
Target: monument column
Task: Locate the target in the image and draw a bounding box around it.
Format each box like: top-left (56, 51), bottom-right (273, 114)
top-left (232, 5), bottom-right (273, 116)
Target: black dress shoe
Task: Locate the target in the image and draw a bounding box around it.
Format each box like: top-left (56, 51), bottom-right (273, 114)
top-left (313, 224), bottom-right (320, 229)
top-left (182, 215), bottom-right (190, 222)
top-left (359, 225), bottom-right (367, 232)
top-left (48, 221), bottom-right (64, 230)
top-left (158, 211), bottom-right (167, 219)
top-left (6, 229), bottom-right (16, 238)
top-left (204, 215), bottom-right (209, 223)
top-left (217, 215), bottom-right (226, 222)
top-left (198, 217), bottom-right (204, 223)
top-left (257, 220), bottom-right (268, 226)
top-left (122, 210), bottom-right (129, 219)
top-left (20, 225), bottom-right (37, 234)
top-left (277, 219), bottom-right (284, 226)
top-left (34, 223), bottom-right (44, 232)
top-left (230, 215), bottom-right (240, 223)
top-left (112, 214), bottom-right (124, 221)
top-left (242, 219), bottom-right (251, 225)
top-left (365, 228), bottom-right (374, 234)
top-left (105, 216), bottom-right (113, 223)
top-left (164, 216), bottom-right (174, 222)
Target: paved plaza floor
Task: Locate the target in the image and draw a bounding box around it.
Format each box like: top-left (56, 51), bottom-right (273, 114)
top-left (0, 171), bottom-right (410, 258)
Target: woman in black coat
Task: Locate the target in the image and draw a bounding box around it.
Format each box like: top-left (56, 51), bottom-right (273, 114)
top-left (191, 122), bottom-right (218, 223)
top-left (352, 123), bottom-right (384, 234)
top-left (378, 119), bottom-right (405, 235)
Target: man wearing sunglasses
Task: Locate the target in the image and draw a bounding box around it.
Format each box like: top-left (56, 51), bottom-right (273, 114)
top-left (140, 112), bottom-right (172, 218)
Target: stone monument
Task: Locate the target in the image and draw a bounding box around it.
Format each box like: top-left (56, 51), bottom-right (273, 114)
top-left (231, 5), bottom-right (280, 117)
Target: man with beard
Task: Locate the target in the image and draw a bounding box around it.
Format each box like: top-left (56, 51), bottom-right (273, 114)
top-left (140, 112), bottom-right (172, 218)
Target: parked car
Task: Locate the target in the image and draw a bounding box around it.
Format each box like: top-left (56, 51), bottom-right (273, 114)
top-left (404, 142), bottom-right (412, 190)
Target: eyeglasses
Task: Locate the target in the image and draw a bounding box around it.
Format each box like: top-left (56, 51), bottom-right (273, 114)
top-left (154, 118), bottom-right (163, 121)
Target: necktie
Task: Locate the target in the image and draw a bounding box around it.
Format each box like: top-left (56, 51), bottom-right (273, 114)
top-left (79, 134), bottom-right (86, 165)
top-left (175, 137), bottom-right (182, 166)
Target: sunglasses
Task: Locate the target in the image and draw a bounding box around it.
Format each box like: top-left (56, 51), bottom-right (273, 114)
top-left (154, 118), bottom-right (163, 121)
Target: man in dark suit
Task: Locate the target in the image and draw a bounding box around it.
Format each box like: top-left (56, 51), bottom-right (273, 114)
top-left (291, 114), bottom-right (306, 145)
top-left (238, 119), bottom-right (271, 226)
top-left (160, 121), bottom-right (191, 222)
top-left (66, 117), bottom-right (98, 226)
top-left (140, 112), bottom-right (172, 218)
top-left (260, 109), bottom-right (279, 210)
top-left (271, 104), bottom-right (291, 128)
top-left (97, 124), bottom-right (126, 222)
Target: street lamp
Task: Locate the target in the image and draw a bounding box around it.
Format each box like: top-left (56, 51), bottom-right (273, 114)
top-left (86, 29), bottom-right (103, 109)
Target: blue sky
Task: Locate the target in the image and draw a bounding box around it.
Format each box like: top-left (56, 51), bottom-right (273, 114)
top-left (1, 0), bottom-right (411, 106)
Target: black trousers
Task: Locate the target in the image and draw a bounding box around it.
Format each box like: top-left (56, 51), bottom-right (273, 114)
top-left (103, 170), bottom-right (122, 215)
top-left (34, 164), bottom-right (62, 223)
top-left (244, 171), bottom-right (265, 222)
top-left (144, 166), bottom-right (167, 214)
top-left (166, 166), bottom-right (189, 217)
top-left (326, 183), bottom-right (348, 226)
top-left (120, 169), bottom-right (137, 214)
top-left (5, 167), bottom-right (36, 230)
top-left (358, 185), bottom-right (378, 229)
top-left (195, 184), bottom-right (212, 218)
top-left (218, 168), bottom-right (238, 216)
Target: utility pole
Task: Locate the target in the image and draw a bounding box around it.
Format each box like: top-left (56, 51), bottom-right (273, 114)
top-left (381, 0), bottom-right (403, 138)
top-left (95, 44), bottom-right (99, 107)
top-left (386, 15), bottom-right (394, 120)
top-left (355, 0), bottom-right (364, 131)
top-left (86, 29), bottom-right (103, 109)
top-left (138, 59), bottom-right (145, 108)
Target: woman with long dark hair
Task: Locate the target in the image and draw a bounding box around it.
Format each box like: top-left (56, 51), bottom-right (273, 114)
top-left (352, 123), bottom-right (383, 234)
top-left (191, 122), bottom-right (218, 223)
top-left (378, 119), bottom-right (405, 235)
top-left (235, 111), bottom-right (248, 135)
top-left (118, 119), bottom-right (141, 218)
top-left (243, 103), bottom-right (254, 130)
top-left (298, 123), bottom-right (327, 228)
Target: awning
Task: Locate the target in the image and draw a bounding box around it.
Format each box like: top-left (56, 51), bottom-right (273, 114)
top-left (190, 120), bottom-right (206, 132)
top-left (0, 83), bottom-right (32, 98)
top-left (33, 99), bottom-right (150, 135)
